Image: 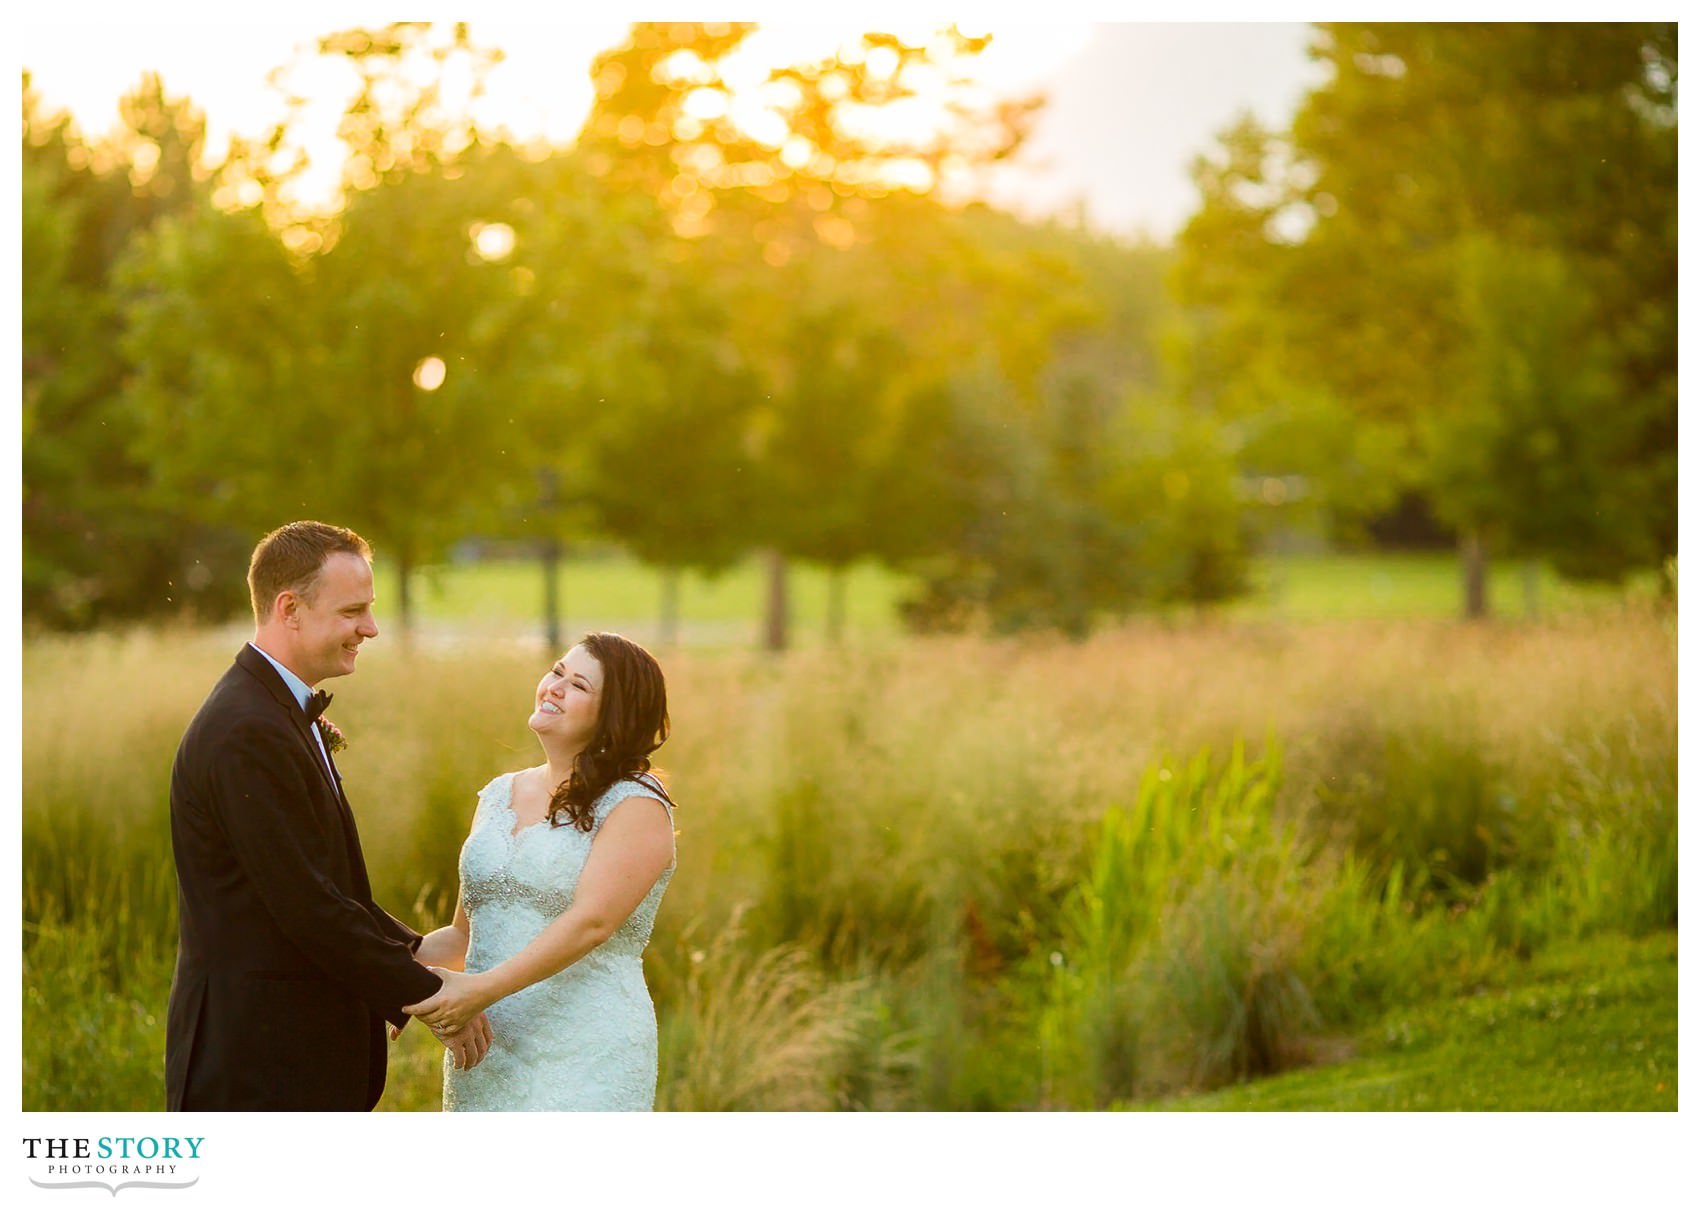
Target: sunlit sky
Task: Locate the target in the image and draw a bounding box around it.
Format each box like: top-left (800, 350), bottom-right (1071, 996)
top-left (18, 18), bottom-right (1323, 241)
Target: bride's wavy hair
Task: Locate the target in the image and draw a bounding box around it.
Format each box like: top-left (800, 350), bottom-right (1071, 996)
top-left (547, 631), bottom-right (672, 832)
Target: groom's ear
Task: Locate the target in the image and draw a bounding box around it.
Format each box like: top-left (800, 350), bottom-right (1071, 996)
top-left (274, 590), bottom-right (301, 627)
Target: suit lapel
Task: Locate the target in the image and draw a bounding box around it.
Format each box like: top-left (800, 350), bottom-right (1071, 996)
top-left (235, 646), bottom-right (340, 798)
top-left (233, 647), bottom-right (375, 899)
top-left (297, 718), bottom-right (341, 797)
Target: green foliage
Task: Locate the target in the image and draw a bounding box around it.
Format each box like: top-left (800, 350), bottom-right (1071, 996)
top-left (23, 24), bottom-right (1678, 637)
top-left (1098, 392), bottom-right (1252, 606)
top-left (1441, 235), bottom-right (1661, 580)
top-left (1038, 745), bottom-right (1321, 1104)
top-left (22, 73), bottom-right (249, 628)
top-left (27, 24), bottom-right (1246, 640)
top-left (1132, 932), bottom-right (1676, 1111)
top-left (1536, 726), bottom-right (1678, 936)
top-left (884, 214), bottom-right (1255, 635)
top-left (1172, 24), bottom-right (1677, 613)
top-left (1309, 724), bottom-right (1516, 887)
top-left (23, 916), bottom-right (172, 1111)
top-left (1133, 866), bottom-right (1320, 1090)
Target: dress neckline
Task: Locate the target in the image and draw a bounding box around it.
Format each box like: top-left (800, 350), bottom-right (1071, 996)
top-left (502, 768), bottom-right (551, 841)
top-left (499, 769), bottom-right (657, 841)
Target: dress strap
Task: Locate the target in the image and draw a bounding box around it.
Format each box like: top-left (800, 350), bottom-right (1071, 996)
top-left (595, 773), bottom-right (674, 830)
top-left (627, 770), bottom-right (672, 805)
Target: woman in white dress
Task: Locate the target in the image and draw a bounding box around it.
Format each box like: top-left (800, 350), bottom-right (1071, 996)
top-left (401, 631), bottom-right (677, 1110)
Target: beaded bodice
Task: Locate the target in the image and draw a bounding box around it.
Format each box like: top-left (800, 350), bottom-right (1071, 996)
top-left (458, 770), bottom-right (674, 959)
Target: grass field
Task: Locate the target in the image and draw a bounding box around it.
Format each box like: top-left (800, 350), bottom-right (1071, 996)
top-left (377, 552), bottom-right (910, 647)
top-left (1227, 552), bottom-right (1662, 622)
top-left (369, 550), bottom-right (1661, 649)
top-left (1132, 931), bottom-right (1677, 1111)
top-left (21, 578), bottom-right (1676, 1111)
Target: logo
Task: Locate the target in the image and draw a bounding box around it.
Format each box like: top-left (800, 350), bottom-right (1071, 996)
top-left (22, 1138), bottom-right (202, 1197)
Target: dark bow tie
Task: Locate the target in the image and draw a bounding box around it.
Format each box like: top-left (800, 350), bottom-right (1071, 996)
top-left (306, 689), bottom-right (333, 722)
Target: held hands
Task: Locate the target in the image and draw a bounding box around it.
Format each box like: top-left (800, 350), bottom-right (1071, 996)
top-left (440, 1014), bottom-right (493, 1070)
top-left (391, 1006), bottom-right (493, 1070)
top-left (403, 968), bottom-right (496, 1043)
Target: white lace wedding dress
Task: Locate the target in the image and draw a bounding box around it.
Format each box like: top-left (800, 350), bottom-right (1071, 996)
top-left (442, 771), bottom-right (675, 1111)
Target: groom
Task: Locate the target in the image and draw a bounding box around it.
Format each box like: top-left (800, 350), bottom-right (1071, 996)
top-left (165, 520), bottom-right (490, 1110)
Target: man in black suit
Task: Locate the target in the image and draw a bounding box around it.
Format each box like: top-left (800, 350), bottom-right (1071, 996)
top-left (166, 520), bottom-right (490, 1110)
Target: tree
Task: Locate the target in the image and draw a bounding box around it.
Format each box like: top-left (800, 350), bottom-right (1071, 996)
top-left (579, 22), bottom-right (1044, 648)
top-left (1173, 23), bottom-right (1677, 616)
top-left (873, 204), bottom-right (1253, 636)
top-left (571, 228), bottom-right (765, 646)
top-left (118, 146), bottom-right (527, 634)
top-left (119, 26), bottom-right (623, 636)
top-left (23, 71), bottom-right (248, 628)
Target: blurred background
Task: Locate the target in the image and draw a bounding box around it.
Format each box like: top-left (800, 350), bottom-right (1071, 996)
top-left (20, 22), bottom-right (1676, 1112)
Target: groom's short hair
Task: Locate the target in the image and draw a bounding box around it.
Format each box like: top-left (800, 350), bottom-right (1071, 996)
top-left (248, 521), bottom-right (373, 623)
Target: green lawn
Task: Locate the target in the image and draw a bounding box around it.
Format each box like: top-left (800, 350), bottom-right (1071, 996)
top-left (380, 550), bottom-right (1657, 643)
top-left (1127, 932), bottom-right (1677, 1111)
top-left (1229, 552), bottom-right (1660, 621)
top-left (382, 553), bottom-right (911, 646)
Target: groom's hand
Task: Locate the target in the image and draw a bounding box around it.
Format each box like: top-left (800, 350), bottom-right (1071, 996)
top-left (440, 1012), bottom-right (493, 1070)
top-left (404, 967), bottom-right (491, 1037)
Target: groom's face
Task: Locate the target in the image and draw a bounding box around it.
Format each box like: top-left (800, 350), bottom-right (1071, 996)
top-left (291, 553), bottom-right (379, 685)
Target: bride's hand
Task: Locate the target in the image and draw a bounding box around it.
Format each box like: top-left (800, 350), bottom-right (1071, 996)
top-left (403, 967), bottom-right (494, 1037)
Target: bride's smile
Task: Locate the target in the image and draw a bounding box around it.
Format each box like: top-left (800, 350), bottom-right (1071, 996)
top-left (527, 646), bottom-right (603, 749)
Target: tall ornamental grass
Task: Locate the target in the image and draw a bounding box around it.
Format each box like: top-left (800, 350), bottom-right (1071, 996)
top-left (22, 606), bottom-right (1675, 1109)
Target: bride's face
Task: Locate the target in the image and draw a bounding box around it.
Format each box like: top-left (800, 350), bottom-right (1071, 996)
top-left (529, 644), bottom-right (604, 749)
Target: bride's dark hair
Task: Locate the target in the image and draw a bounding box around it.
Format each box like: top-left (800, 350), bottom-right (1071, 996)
top-left (547, 631), bottom-right (672, 832)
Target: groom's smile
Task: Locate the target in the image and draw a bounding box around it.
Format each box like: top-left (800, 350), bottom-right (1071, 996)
top-left (287, 552), bottom-right (379, 685)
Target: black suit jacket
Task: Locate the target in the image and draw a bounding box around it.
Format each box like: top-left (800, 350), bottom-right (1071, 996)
top-left (165, 645), bottom-right (442, 1110)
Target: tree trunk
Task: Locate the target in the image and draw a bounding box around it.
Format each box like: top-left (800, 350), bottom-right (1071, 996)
top-left (1460, 530), bottom-right (1489, 620)
top-left (1522, 559), bottom-right (1540, 621)
top-left (395, 548), bottom-right (415, 645)
top-left (659, 566), bottom-right (680, 648)
top-left (825, 565), bottom-right (847, 646)
top-left (762, 548), bottom-right (788, 653)
top-left (541, 536), bottom-right (562, 655)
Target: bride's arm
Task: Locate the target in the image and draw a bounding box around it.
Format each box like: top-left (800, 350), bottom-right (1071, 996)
top-left (403, 798), bottom-right (673, 1034)
top-left (413, 893), bottom-right (470, 969)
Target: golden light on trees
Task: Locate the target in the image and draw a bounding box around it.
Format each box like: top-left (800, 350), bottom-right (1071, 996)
top-left (470, 220), bottom-right (515, 260)
top-left (813, 214), bottom-right (855, 250)
top-left (779, 136), bottom-right (813, 170)
top-left (581, 21), bottom-right (1034, 235)
top-left (864, 44), bottom-right (900, 81)
top-left (681, 87), bottom-right (728, 121)
top-left (413, 355), bottom-right (447, 391)
top-left (728, 95), bottom-right (788, 147)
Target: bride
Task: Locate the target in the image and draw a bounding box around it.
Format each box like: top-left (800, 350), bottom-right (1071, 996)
top-left (401, 631), bottom-right (677, 1110)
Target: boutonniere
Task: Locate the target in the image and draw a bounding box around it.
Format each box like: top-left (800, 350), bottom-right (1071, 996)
top-left (317, 718), bottom-right (347, 754)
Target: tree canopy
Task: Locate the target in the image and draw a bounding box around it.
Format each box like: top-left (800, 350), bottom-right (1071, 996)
top-left (1172, 22), bottom-right (1677, 615)
top-left (21, 23), bottom-right (1676, 637)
